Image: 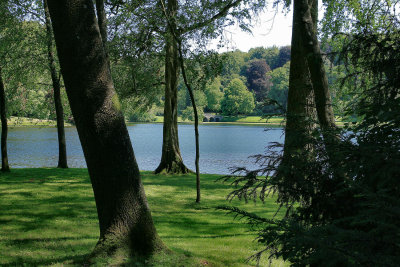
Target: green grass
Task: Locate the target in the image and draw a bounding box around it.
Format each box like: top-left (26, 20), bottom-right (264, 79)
top-left (0, 168), bottom-right (287, 266)
top-left (221, 116), bottom-right (284, 125)
top-left (154, 116), bottom-right (164, 123)
top-left (153, 115), bottom-right (285, 125)
top-left (7, 116), bottom-right (72, 127)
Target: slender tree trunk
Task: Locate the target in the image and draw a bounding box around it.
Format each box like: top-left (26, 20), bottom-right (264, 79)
top-left (0, 65), bottom-right (9, 172)
top-left (47, 0), bottom-right (164, 257)
top-left (44, 0), bottom-right (68, 169)
top-left (177, 41), bottom-right (201, 202)
top-left (155, 0), bottom-right (189, 174)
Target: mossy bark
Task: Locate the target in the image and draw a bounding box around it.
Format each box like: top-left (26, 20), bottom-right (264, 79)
top-left (47, 0), bottom-right (164, 257)
top-left (44, 0), bottom-right (68, 169)
top-left (0, 65), bottom-right (9, 172)
top-left (155, 0), bottom-right (189, 174)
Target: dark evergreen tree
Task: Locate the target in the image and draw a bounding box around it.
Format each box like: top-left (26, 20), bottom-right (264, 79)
top-left (220, 1), bottom-right (400, 266)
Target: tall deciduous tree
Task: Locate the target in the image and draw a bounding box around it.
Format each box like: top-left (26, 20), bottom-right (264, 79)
top-left (204, 77), bottom-right (223, 112)
top-left (47, 0), bottom-right (164, 257)
top-left (221, 78), bottom-right (255, 115)
top-left (155, 0), bottom-right (189, 174)
top-left (0, 1), bottom-right (15, 172)
top-left (119, 0), bottom-right (263, 174)
top-left (43, 0), bottom-right (68, 168)
top-left (0, 65), bottom-right (9, 172)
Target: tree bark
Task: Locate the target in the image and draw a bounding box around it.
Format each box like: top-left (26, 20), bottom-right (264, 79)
top-left (47, 0), bottom-right (164, 257)
top-left (95, 0), bottom-right (109, 63)
top-left (298, 0), bottom-right (337, 131)
top-left (0, 65), bottom-right (10, 172)
top-left (44, 0), bottom-right (68, 169)
top-left (155, 0), bottom-right (189, 174)
top-left (298, 0), bottom-right (344, 174)
top-left (282, 0), bottom-right (316, 161)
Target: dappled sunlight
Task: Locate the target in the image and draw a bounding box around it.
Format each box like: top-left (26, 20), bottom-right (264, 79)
top-left (0, 168), bottom-right (286, 266)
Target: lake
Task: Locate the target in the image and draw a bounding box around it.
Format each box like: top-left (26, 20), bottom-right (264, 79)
top-left (7, 123), bottom-right (284, 174)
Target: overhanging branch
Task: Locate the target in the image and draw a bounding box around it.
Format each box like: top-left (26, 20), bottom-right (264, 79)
top-left (180, 0), bottom-right (244, 34)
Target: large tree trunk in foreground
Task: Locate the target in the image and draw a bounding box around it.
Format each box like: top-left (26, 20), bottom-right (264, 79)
top-left (298, 0), bottom-right (336, 131)
top-left (282, 0), bottom-right (316, 160)
top-left (298, 0), bottom-right (344, 174)
top-left (47, 0), bottom-right (164, 257)
top-left (44, 0), bottom-right (68, 169)
top-left (155, 0), bottom-right (189, 174)
top-left (0, 65), bottom-right (9, 172)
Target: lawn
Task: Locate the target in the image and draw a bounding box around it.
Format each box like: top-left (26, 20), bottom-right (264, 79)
top-left (0, 168), bottom-right (287, 266)
top-left (153, 115), bottom-right (285, 125)
top-left (8, 116), bottom-right (73, 127)
top-left (220, 116), bottom-right (284, 125)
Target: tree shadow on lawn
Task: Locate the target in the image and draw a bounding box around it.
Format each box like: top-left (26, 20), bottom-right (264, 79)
top-left (141, 171), bottom-right (229, 191)
top-left (8, 252), bottom-right (90, 266)
top-left (0, 169), bottom-right (97, 265)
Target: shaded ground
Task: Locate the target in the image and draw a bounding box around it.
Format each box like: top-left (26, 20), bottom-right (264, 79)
top-left (0, 168), bottom-right (287, 266)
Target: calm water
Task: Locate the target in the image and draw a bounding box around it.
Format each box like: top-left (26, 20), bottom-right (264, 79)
top-left (7, 124), bottom-right (284, 174)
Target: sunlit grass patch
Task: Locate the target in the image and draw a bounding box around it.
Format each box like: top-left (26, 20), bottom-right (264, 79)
top-left (0, 168), bottom-right (287, 266)
top-left (221, 116), bottom-right (284, 125)
top-left (8, 116), bottom-right (73, 127)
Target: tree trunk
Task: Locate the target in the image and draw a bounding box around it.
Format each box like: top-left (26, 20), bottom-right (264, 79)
top-left (298, 0), bottom-right (337, 131)
top-left (298, 0), bottom-right (344, 175)
top-left (47, 0), bottom-right (164, 257)
top-left (95, 0), bottom-right (109, 64)
top-left (0, 65), bottom-right (10, 172)
top-left (155, 0), bottom-right (189, 174)
top-left (282, 0), bottom-right (316, 161)
top-left (44, 0), bottom-right (68, 169)
top-left (177, 41), bottom-right (201, 202)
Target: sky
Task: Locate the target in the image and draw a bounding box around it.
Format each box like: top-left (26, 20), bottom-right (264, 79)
top-left (214, 0), bottom-right (325, 53)
top-left (215, 6), bottom-right (293, 53)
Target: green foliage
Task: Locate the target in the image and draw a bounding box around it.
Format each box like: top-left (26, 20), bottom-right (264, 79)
top-left (122, 98), bottom-right (161, 122)
top-left (181, 106), bottom-right (205, 122)
top-left (180, 89), bottom-right (207, 121)
top-left (221, 78), bottom-right (255, 115)
top-left (204, 77), bottom-right (223, 111)
top-left (178, 85), bottom-right (208, 112)
top-left (248, 46), bottom-right (280, 69)
top-left (263, 61), bottom-right (290, 113)
top-left (220, 50), bottom-right (247, 86)
top-left (277, 46), bottom-right (291, 68)
top-left (0, 2), bottom-right (73, 122)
